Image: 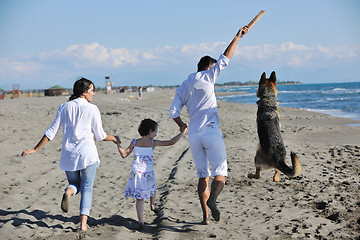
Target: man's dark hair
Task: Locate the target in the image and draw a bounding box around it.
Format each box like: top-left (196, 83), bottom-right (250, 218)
top-left (197, 56), bottom-right (217, 72)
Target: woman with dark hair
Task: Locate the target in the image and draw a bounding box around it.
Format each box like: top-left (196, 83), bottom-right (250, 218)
top-left (22, 77), bottom-right (118, 231)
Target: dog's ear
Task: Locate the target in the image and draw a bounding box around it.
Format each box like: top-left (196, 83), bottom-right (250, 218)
top-left (260, 72), bottom-right (266, 84)
top-left (270, 71), bottom-right (277, 83)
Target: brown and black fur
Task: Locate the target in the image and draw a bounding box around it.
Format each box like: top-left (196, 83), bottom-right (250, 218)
top-left (248, 71), bottom-right (302, 181)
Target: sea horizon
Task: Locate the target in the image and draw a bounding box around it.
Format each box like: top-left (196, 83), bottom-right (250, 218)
top-left (216, 81), bottom-right (360, 124)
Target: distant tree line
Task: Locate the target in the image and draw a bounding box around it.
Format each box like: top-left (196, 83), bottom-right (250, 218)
top-left (214, 80), bottom-right (301, 87)
top-left (72, 80), bottom-right (302, 92)
top-left (114, 80), bottom-right (301, 90)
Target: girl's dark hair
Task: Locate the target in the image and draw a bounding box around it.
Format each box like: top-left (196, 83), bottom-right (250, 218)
top-left (69, 77), bottom-right (95, 101)
top-left (138, 118), bottom-right (158, 136)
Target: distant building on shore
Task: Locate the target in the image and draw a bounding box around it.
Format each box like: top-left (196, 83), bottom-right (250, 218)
top-left (44, 85), bottom-right (68, 96)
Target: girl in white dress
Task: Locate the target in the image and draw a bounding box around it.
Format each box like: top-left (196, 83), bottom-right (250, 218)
top-left (116, 118), bottom-right (187, 230)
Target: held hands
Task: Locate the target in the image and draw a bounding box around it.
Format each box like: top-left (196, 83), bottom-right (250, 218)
top-left (181, 125), bottom-right (188, 135)
top-left (179, 122), bottom-right (188, 135)
top-left (114, 136), bottom-right (121, 145)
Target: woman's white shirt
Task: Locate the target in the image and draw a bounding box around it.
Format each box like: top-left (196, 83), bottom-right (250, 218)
top-left (45, 98), bottom-right (107, 171)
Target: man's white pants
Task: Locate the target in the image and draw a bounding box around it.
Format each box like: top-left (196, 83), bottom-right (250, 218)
top-left (188, 123), bottom-right (227, 178)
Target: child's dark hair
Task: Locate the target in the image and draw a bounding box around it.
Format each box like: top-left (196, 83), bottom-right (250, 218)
top-left (69, 77), bottom-right (95, 101)
top-left (138, 118), bottom-right (158, 136)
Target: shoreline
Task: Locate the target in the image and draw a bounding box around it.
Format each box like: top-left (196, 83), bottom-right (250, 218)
top-left (215, 91), bottom-right (249, 96)
top-left (1, 89), bottom-right (360, 125)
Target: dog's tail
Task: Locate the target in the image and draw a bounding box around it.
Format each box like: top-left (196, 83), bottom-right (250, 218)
top-left (276, 152), bottom-right (302, 177)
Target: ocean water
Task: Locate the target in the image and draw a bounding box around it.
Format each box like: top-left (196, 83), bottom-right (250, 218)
top-left (216, 82), bottom-right (360, 122)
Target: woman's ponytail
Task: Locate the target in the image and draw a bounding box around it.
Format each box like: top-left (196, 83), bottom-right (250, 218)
top-left (69, 93), bottom-right (77, 101)
top-left (68, 77), bottom-right (94, 101)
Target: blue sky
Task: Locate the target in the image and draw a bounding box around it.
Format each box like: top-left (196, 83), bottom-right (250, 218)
top-left (0, 0), bottom-right (359, 90)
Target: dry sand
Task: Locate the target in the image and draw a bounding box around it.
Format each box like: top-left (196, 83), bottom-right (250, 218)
top-left (0, 90), bottom-right (359, 239)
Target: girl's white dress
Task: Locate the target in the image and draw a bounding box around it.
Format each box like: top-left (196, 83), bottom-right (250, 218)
top-left (124, 139), bottom-right (157, 200)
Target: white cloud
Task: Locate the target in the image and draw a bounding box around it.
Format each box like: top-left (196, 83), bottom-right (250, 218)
top-left (1, 42), bottom-right (359, 89)
top-left (38, 42), bottom-right (111, 67)
top-left (0, 58), bottom-right (44, 76)
top-left (236, 42), bottom-right (359, 67)
top-left (109, 48), bottom-right (140, 66)
top-left (316, 44), bottom-right (359, 58)
top-left (181, 42), bottom-right (226, 55)
top-left (35, 41), bottom-right (360, 69)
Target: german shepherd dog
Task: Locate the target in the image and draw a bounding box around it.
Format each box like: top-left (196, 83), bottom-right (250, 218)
top-left (248, 71), bottom-right (302, 181)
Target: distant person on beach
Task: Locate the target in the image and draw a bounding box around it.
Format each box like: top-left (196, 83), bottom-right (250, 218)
top-left (169, 26), bottom-right (248, 224)
top-left (115, 118), bottom-right (187, 230)
top-left (138, 86), bottom-right (143, 100)
top-left (21, 78), bottom-right (118, 231)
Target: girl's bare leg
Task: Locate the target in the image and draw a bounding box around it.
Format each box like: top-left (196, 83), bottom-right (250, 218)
top-left (150, 192), bottom-right (156, 209)
top-left (136, 199), bottom-right (144, 230)
top-left (150, 192), bottom-right (160, 213)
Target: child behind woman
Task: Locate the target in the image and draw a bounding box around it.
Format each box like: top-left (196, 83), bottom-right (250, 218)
top-left (116, 118), bottom-right (187, 230)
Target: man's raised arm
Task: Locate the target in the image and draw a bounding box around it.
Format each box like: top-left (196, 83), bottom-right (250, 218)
top-left (223, 26), bottom-right (248, 59)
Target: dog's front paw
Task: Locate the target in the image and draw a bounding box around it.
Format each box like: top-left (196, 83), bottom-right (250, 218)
top-left (248, 173), bottom-right (260, 179)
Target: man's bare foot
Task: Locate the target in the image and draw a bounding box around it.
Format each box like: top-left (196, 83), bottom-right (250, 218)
top-left (206, 198), bottom-right (220, 221)
top-left (201, 217), bottom-right (210, 225)
top-left (61, 193), bottom-right (70, 213)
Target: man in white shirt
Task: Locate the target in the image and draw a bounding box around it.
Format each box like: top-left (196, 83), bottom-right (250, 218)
top-left (169, 26), bottom-right (248, 224)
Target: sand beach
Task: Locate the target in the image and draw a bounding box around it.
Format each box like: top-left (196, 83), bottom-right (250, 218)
top-left (0, 89), bottom-right (359, 239)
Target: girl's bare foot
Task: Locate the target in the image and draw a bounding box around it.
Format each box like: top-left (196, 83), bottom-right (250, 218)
top-left (138, 222), bottom-right (144, 231)
top-left (150, 205), bottom-right (160, 214)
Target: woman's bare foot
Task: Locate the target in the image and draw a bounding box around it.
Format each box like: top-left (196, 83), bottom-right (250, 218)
top-left (61, 193), bottom-right (70, 213)
top-left (80, 215), bottom-right (89, 231)
top-left (80, 224), bottom-right (87, 231)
